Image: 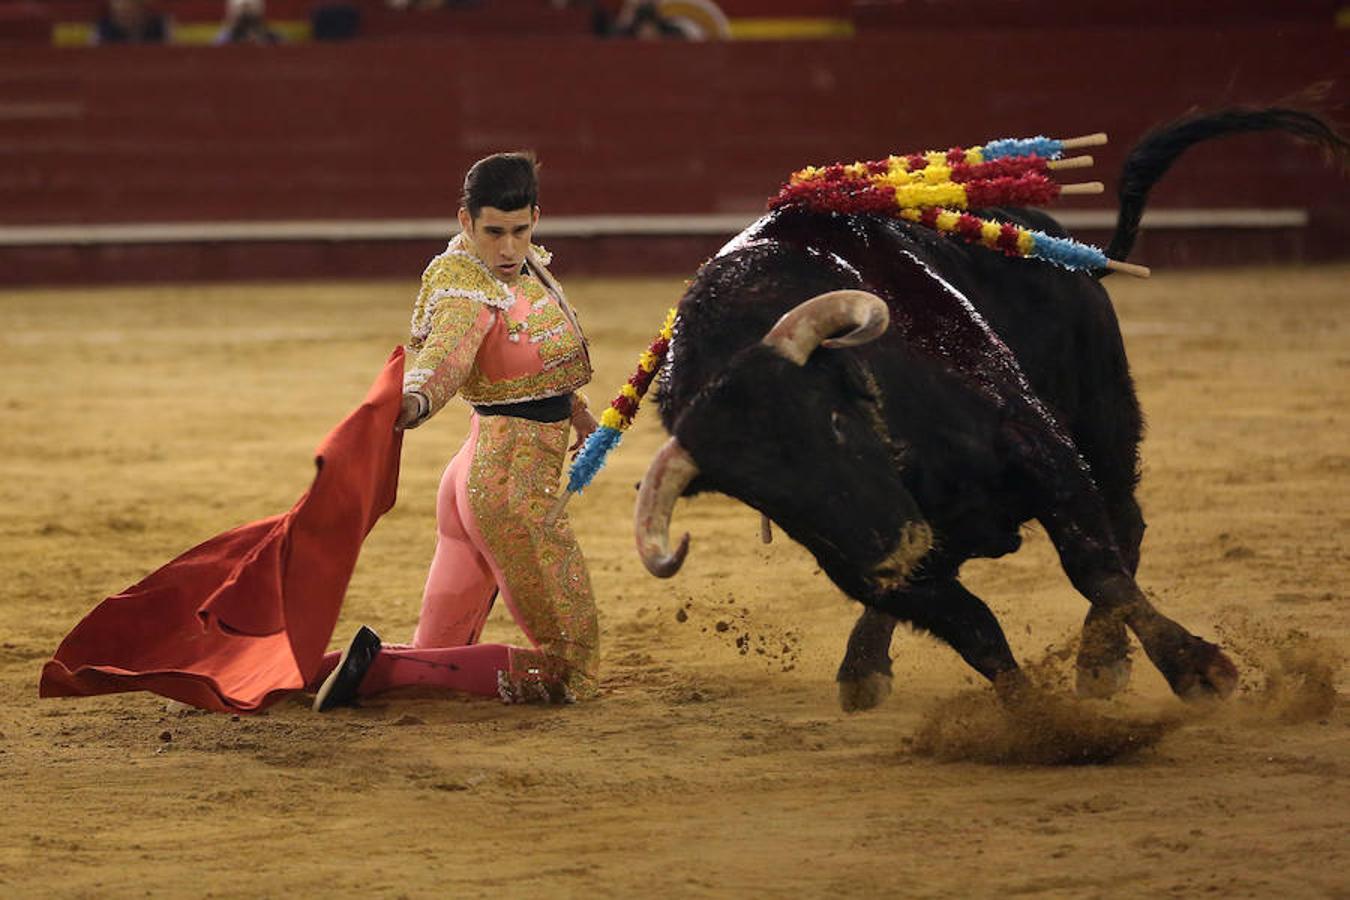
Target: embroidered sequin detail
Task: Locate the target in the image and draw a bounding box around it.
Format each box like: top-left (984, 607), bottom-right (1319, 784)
top-left (458, 354), bottom-right (591, 406)
top-left (403, 295), bottom-right (494, 415)
top-left (523, 296), bottom-right (582, 369)
top-left (458, 279), bottom-right (592, 405)
top-left (467, 416), bottom-right (599, 702)
top-left (403, 367), bottom-right (435, 390)
top-left (404, 236), bottom-right (591, 412)
top-left (409, 234), bottom-right (555, 346)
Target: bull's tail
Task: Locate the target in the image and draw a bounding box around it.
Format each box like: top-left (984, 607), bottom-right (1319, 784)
top-left (1103, 104), bottom-right (1350, 270)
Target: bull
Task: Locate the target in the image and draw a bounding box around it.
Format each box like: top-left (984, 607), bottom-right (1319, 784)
top-left (634, 107), bottom-right (1348, 710)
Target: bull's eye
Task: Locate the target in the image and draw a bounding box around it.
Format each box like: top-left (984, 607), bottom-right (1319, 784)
top-left (830, 410), bottom-right (847, 444)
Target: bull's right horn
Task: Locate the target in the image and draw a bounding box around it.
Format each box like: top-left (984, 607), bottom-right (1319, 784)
top-left (762, 290), bottom-right (890, 366)
top-left (635, 437), bottom-right (700, 577)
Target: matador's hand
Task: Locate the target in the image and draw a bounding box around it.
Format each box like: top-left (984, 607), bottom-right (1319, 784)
top-left (395, 393), bottom-right (426, 431)
top-left (569, 405), bottom-right (599, 455)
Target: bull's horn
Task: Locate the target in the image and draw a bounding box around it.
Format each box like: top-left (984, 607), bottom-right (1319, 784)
top-left (635, 437), bottom-right (699, 577)
top-left (762, 290), bottom-right (890, 366)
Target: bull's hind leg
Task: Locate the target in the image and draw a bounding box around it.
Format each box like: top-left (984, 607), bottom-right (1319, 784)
top-left (837, 607), bottom-right (897, 713)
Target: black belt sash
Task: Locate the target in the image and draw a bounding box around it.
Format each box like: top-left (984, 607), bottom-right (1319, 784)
top-left (473, 394), bottom-right (572, 423)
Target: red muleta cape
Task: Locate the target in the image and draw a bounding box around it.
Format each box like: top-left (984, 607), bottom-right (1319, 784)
top-left (39, 348), bottom-right (405, 713)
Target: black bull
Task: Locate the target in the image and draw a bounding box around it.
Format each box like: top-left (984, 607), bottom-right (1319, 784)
top-left (634, 107), bottom-right (1348, 710)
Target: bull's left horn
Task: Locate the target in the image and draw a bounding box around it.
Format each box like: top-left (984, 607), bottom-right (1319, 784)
top-left (762, 290), bottom-right (890, 366)
top-left (635, 438), bottom-right (699, 577)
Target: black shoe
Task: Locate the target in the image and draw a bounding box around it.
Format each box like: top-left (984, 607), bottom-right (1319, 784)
top-left (312, 626), bottom-right (381, 712)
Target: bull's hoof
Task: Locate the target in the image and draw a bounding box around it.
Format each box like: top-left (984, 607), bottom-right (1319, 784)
top-left (1078, 607), bottom-right (1131, 699)
top-left (1171, 640), bottom-right (1239, 701)
top-left (1076, 657), bottom-right (1133, 700)
top-left (838, 672), bottom-right (893, 713)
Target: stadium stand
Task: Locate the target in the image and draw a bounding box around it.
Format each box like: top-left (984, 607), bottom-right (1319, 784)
top-left (0, 3), bottom-right (1345, 283)
top-left (1, 0), bottom-right (1341, 46)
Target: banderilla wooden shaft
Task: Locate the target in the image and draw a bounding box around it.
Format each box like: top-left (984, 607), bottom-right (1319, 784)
top-left (1105, 259), bottom-right (1151, 278)
top-left (546, 489), bottom-right (574, 526)
top-left (1047, 155), bottom-right (1093, 170)
top-left (1059, 181), bottom-right (1105, 195)
top-left (1059, 132), bottom-right (1108, 149)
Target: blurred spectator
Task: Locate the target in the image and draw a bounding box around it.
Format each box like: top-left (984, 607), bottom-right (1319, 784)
top-left (93, 0), bottom-right (169, 43)
top-left (385, 0), bottom-right (483, 9)
top-left (311, 2), bottom-right (360, 39)
top-left (625, 4), bottom-right (682, 38)
top-left (215, 0), bottom-right (283, 44)
top-left (553, 0), bottom-right (620, 36)
top-left (610, 1), bottom-right (683, 39)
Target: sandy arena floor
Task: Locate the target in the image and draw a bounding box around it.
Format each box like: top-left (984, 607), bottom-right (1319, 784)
top-left (1, 266), bottom-right (1346, 898)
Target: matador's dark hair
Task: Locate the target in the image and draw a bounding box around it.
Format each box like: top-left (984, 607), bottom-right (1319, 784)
top-left (461, 151), bottom-right (540, 219)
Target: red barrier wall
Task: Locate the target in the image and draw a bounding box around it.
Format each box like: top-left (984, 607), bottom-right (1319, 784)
top-left (853, 0), bottom-right (1341, 28)
top-left (1, 26), bottom-right (1346, 283)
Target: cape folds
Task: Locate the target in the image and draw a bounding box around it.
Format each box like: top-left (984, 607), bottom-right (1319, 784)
top-left (39, 349), bottom-right (405, 713)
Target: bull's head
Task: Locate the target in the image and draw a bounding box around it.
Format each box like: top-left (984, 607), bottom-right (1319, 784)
top-left (636, 290), bottom-right (933, 600)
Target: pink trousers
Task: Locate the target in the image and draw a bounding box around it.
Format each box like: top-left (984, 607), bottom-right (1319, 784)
top-left (319, 413), bottom-right (599, 703)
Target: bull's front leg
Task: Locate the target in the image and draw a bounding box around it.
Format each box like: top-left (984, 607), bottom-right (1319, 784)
top-left (1040, 513), bottom-right (1237, 701)
top-left (1074, 492), bottom-right (1145, 698)
top-left (837, 606), bottom-right (897, 712)
top-left (845, 578), bottom-right (1026, 711)
top-left (1077, 604), bottom-right (1133, 699)
top-left (1003, 414), bottom-right (1236, 701)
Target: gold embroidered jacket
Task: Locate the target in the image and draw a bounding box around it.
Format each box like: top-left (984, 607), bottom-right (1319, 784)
top-left (403, 235), bottom-right (591, 418)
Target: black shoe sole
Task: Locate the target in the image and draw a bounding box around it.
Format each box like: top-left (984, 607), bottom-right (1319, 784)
top-left (313, 626), bottom-right (380, 712)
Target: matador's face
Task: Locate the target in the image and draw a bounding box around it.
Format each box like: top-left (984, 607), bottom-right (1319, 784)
top-left (458, 205), bottom-right (540, 284)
